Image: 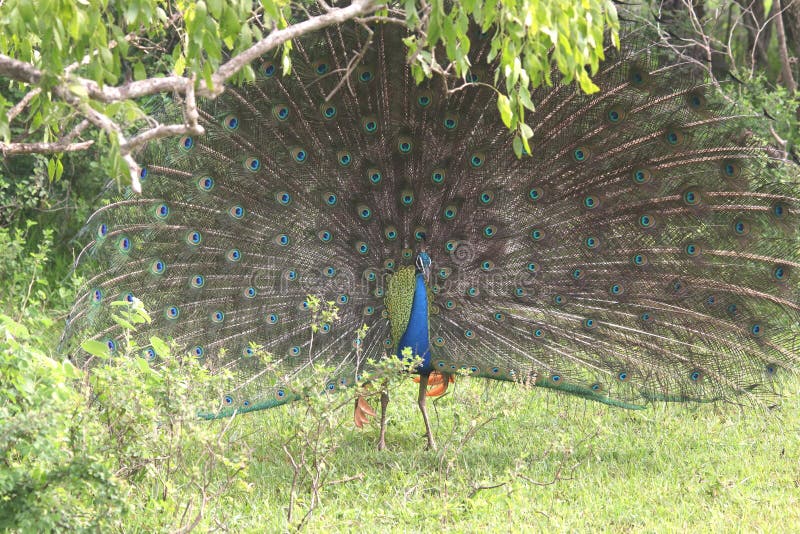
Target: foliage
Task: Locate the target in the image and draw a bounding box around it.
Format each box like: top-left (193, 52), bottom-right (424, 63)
top-left (0, 133), bottom-right (108, 279)
top-left (0, 223), bottom-right (79, 342)
top-left (1, 317), bottom-right (251, 531)
top-left (637, 0), bottom-right (799, 156)
top-left (0, 226), bottom-right (250, 532)
top-left (0, 155), bottom-right (51, 227)
top-left (0, 314), bottom-right (126, 532)
top-left (81, 316), bottom-right (252, 532)
top-left (0, 224), bottom-right (123, 531)
top-left (402, 0), bottom-right (619, 155)
top-left (0, 0), bottom-right (619, 184)
top-left (723, 73), bottom-right (800, 155)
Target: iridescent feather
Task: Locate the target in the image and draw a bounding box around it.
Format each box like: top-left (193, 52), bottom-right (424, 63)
top-left (65, 21), bottom-right (800, 448)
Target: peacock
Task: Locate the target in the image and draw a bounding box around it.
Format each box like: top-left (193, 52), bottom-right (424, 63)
top-left (66, 18), bottom-right (800, 451)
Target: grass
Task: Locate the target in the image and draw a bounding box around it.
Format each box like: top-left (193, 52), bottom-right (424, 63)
top-left (183, 377), bottom-right (800, 532)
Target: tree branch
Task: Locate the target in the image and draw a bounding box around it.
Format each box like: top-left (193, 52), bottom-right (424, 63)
top-left (7, 87), bottom-right (41, 123)
top-left (208, 0), bottom-right (381, 93)
top-left (0, 0), bottom-right (383, 192)
top-left (0, 119), bottom-right (92, 155)
top-left (124, 76), bottom-right (204, 162)
top-left (0, 54), bottom-right (42, 85)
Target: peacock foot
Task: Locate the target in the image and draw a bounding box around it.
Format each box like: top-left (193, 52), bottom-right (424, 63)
top-left (424, 435), bottom-right (437, 451)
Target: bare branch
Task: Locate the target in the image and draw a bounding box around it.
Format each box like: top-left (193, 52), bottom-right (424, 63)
top-left (354, 14), bottom-right (409, 26)
top-left (326, 473), bottom-right (365, 485)
top-left (124, 76), bottom-right (204, 155)
top-left (183, 74), bottom-right (200, 130)
top-left (0, 119), bottom-right (93, 155)
top-left (467, 481), bottom-right (507, 498)
top-left (124, 124), bottom-right (200, 154)
top-left (80, 75), bottom-right (191, 103)
top-left (0, 139), bottom-right (93, 155)
top-left (324, 26), bottom-right (375, 101)
top-left (7, 87), bottom-right (41, 123)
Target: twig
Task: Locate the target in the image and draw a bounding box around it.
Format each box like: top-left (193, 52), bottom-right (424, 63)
top-left (326, 473), bottom-right (365, 485)
top-left (517, 463), bottom-right (576, 486)
top-left (773, 0), bottom-right (797, 94)
top-left (324, 27), bottom-right (375, 101)
top-left (209, 0), bottom-right (382, 94)
top-left (283, 442), bottom-right (301, 525)
top-left (467, 481), bottom-right (507, 498)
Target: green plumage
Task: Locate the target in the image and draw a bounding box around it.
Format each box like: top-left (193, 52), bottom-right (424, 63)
top-left (65, 19), bottom-right (800, 423)
top-left (385, 266), bottom-right (417, 351)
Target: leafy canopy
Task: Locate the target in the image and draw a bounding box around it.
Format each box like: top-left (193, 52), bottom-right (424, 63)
top-left (0, 0), bottom-right (618, 181)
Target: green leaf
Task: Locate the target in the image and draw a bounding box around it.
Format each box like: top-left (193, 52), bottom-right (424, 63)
top-left (81, 340), bottom-right (111, 359)
top-left (173, 54), bottom-right (186, 76)
top-left (578, 69), bottom-right (600, 94)
top-left (54, 158), bottom-right (64, 181)
top-left (110, 313), bottom-right (137, 331)
top-left (512, 135), bottom-right (523, 158)
top-left (134, 356), bottom-right (151, 373)
top-left (131, 60), bottom-right (145, 81)
top-left (150, 337), bottom-right (171, 358)
top-left (124, 3), bottom-right (140, 25)
top-left (221, 6), bottom-right (241, 39)
top-left (497, 94), bottom-right (513, 128)
top-left (195, 0), bottom-right (208, 21)
top-left (208, 0), bottom-right (223, 17)
top-left (68, 83), bottom-right (89, 98)
top-left (1, 314), bottom-right (30, 338)
top-left (262, 0), bottom-right (280, 22)
top-left (282, 51), bottom-right (292, 75)
top-left (61, 359), bottom-right (81, 380)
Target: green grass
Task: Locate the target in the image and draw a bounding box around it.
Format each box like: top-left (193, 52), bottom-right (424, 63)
top-left (186, 378), bottom-right (800, 532)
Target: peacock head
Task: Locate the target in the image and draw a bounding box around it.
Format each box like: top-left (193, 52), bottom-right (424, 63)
top-left (414, 232), bottom-right (431, 276)
top-left (416, 251), bottom-right (432, 278)
top-left (415, 237), bottom-right (432, 282)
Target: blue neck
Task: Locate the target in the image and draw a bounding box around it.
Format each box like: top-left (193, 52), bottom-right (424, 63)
top-left (396, 273), bottom-right (431, 372)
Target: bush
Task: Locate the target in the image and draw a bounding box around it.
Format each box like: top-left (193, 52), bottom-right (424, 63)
top-left (0, 222), bottom-right (251, 531)
top-left (0, 314), bottom-right (126, 531)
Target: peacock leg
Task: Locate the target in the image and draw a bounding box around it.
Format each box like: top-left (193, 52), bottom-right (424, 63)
top-left (417, 374), bottom-right (437, 450)
top-left (377, 387), bottom-right (389, 451)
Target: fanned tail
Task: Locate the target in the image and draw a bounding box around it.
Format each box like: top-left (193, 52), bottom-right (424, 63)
top-left (64, 20), bottom-right (800, 415)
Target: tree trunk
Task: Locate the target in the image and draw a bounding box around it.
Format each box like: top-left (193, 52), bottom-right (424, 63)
top-left (782, 0), bottom-right (800, 58)
top-left (774, 0), bottom-right (797, 94)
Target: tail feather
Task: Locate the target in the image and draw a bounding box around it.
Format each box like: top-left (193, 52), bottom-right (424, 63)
top-left (65, 21), bottom-right (800, 414)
